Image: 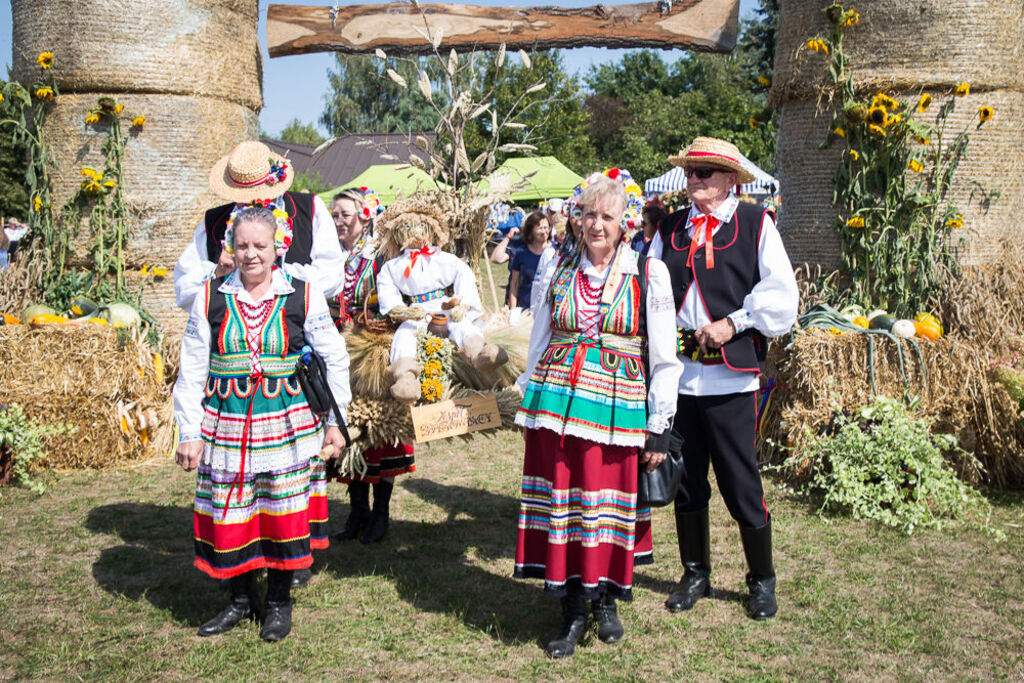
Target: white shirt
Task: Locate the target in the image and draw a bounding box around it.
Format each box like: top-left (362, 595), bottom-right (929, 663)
top-left (648, 195), bottom-right (799, 396)
top-left (376, 248), bottom-right (483, 322)
top-left (518, 250), bottom-right (683, 437)
top-left (173, 269), bottom-right (352, 445)
top-left (172, 194), bottom-right (345, 312)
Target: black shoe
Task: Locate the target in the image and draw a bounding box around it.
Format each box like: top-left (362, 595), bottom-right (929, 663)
top-left (666, 507), bottom-right (712, 612)
top-left (359, 511), bottom-right (389, 544)
top-left (591, 595), bottom-right (624, 644)
top-left (291, 568), bottom-right (312, 588)
top-left (198, 594), bottom-right (258, 637)
top-left (740, 521), bottom-right (778, 620)
top-left (260, 600), bottom-right (293, 642)
top-left (546, 593), bottom-right (588, 658)
top-left (336, 482), bottom-right (371, 541)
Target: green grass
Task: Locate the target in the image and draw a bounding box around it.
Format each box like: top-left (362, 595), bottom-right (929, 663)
top-left (2, 429), bottom-right (1023, 680)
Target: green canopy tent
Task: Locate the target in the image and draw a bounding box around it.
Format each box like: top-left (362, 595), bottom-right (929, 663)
top-left (478, 156), bottom-right (584, 203)
top-left (318, 163), bottom-right (445, 206)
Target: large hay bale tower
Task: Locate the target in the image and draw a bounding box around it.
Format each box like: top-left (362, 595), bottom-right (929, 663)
top-left (11, 0), bottom-right (262, 327)
top-left (771, 0), bottom-right (1024, 268)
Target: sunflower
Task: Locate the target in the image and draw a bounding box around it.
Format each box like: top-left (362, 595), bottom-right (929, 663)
top-left (871, 93), bottom-right (899, 110)
top-left (103, 180), bottom-right (116, 189)
top-left (805, 39), bottom-right (829, 54)
top-left (80, 167), bottom-right (99, 180)
top-left (945, 215), bottom-right (964, 230)
top-left (868, 106), bottom-right (887, 125)
top-left (84, 112), bottom-right (100, 125)
top-left (0, 92), bottom-right (4, 104)
top-left (33, 196), bottom-right (43, 212)
top-left (421, 377), bottom-right (444, 402)
top-left (886, 113), bottom-right (902, 127)
top-left (833, 126), bottom-right (846, 138)
top-left (749, 117), bottom-right (758, 130)
top-left (846, 216), bottom-right (866, 228)
top-left (131, 115), bottom-right (146, 128)
top-left (34, 87), bottom-right (54, 100)
top-left (152, 267), bottom-right (168, 278)
top-left (848, 149), bottom-right (860, 161)
top-left (424, 336), bottom-right (445, 355)
top-left (422, 358), bottom-right (443, 378)
top-left (955, 82), bottom-right (970, 97)
top-left (757, 76), bottom-right (771, 86)
top-left (978, 106), bottom-right (994, 122)
top-left (869, 124), bottom-right (886, 137)
top-left (114, 104), bottom-right (124, 114)
top-left (915, 135), bottom-right (931, 145)
top-left (917, 93), bottom-right (932, 113)
top-left (36, 52), bottom-right (54, 69)
top-left (907, 159), bottom-right (924, 173)
top-left (842, 10), bottom-right (860, 27)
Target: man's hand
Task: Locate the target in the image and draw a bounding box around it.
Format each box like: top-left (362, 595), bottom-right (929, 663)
top-left (175, 440), bottom-right (203, 471)
top-left (214, 248), bottom-right (234, 278)
top-left (695, 318), bottom-right (736, 354)
top-left (321, 425), bottom-right (345, 460)
top-left (640, 450), bottom-right (667, 473)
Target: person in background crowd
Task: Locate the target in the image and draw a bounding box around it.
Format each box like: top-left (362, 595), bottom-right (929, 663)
top-left (631, 202), bottom-right (667, 257)
top-left (647, 136), bottom-right (798, 621)
top-left (4, 217), bottom-right (28, 265)
top-left (506, 210), bottom-right (551, 311)
top-left (0, 223), bottom-right (9, 272)
top-left (490, 224), bottom-right (524, 266)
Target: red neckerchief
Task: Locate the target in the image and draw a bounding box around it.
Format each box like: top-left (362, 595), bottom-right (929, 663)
top-left (687, 214), bottom-right (719, 270)
top-left (404, 246), bottom-right (436, 278)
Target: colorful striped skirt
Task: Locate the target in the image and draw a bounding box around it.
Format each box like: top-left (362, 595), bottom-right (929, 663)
top-left (333, 442), bottom-right (416, 484)
top-left (514, 428), bottom-right (653, 600)
top-left (193, 458), bottom-right (328, 579)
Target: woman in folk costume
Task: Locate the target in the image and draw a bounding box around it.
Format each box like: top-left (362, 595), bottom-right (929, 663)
top-left (514, 170), bottom-right (683, 658)
top-left (329, 187), bottom-right (415, 544)
top-left (173, 205), bottom-right (351, 642)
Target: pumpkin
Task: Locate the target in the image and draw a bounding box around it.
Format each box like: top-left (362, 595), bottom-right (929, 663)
top-left (22, 303), bottom-right (57, 320)
top-left (1, 313), bottom-right (19, 325)
top-left (869, 314), bottom-right (897, 331)
top-left (914, 312), bottom-right (943, 336)
top-left (891, 320), bottom-right (917, 338)
top-left (30, 313), bottom-right (69, 327)
top-left (852, 315), bottom-right (870, 328)
top-left (914, 318), bottom-right (942, 341)
top-left (87, 317), bottom-right (110, 327)
top-left (69, 296), bottom-right (99, 318)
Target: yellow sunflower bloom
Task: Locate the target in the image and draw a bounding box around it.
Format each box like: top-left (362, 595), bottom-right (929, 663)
top-left (916, 135), bottom-right (931, 145)
top-left (749, 117), bottom-right (758, 130)
top-left (36, 52), bottom-right (54, 69)
top-left (84, 112), bottom-right (99, 125)
top-left (131, 115), bottom-right (146, 128)
top-left (846, 216), bottom-right (866, 228)
top-left (757, 76), bottom-right (771, 86)
top-left (421, 377), bottom-right (444, 402)
top-left (945, 215), bottom-right (964, 230)
top-left (886, 113), bottom-right (902, 127)
top-left (103, 180), bottom-right (116, 189)
top-left (805, 39), bottom-right (829, 55)
top-left (141, 265), bottom-right (150, 275)
top-left (849, 149), bottom-right (860, 161)
top-left (907, 159), bottom-right (924, 173)
top-left (868, 106), bottom-right (887, 125)
top-left (0, 93), bottom-right (4, 104)
top-left (34, 87), bottom-right (54, 100)
top-left (869, 124), bottom-right (886, 137)
top-left (80, 167), bottom-right (99, 180)
top-left (842, 11), bottom-right (860, 27)
top-left (978, 106), bottom-right (994, 122)
top-left (833, 126), bottom-right (846, 138)
top-left (114, 104), bottom-right (124, 114)
top-left (422, 358), bottom-right (443, 378)
top-left (152, 267), bottom-right (168, 278)
top-left (955, 83), bottom-right (970, 97)
top-left (917, 93), bottom-right (932, 113)
top-left (424, 337), bottom-right (444, 355)
top-left (33, 196), bottom-right (43, 212)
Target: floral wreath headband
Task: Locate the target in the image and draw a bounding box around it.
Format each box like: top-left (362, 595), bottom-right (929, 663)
top-left (223, 199), bottom-right (294, 257)
top-left (358, 187), bottom-right (384, 221)
top-left (569, 168), bottom-right (645, 230)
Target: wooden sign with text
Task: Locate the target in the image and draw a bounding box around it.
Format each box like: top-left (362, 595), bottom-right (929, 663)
top-left (411, 392), bottom-right (502, 442)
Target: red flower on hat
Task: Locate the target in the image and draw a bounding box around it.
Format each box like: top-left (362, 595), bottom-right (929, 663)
top-left (606, 168), bottom-right (620, 179)
top-left (360, 186), bottom-right (368, 192)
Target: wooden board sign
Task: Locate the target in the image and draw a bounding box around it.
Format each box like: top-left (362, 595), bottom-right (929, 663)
top-left (411, 392), bottom-right (502, 442)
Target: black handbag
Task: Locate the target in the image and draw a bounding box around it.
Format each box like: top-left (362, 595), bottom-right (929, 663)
top-left (637, 429), bottom-right (685, 508)
top-left (295, 345), bottom-right (351, 448)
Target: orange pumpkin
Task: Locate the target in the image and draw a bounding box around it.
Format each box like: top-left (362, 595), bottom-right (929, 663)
top-left (914, 319), bottom-right (942, 341)
top-left (852, 315), bottom-right (870, 328)
top-left (30, 313), bottom-right (69, 327)
top-left (1, 313), bottom-right (19, 325)
top-left (914, 312), bottom-right (943, 336)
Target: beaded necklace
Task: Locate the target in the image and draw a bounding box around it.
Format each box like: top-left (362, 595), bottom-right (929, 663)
top-left (237, 297), bottom-right (275, 376)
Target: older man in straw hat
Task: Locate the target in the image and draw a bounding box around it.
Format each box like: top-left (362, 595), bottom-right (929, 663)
top-left (647, 136), bottom-right (798, 621)
top-left (174, 140), bottom-right (345, 312)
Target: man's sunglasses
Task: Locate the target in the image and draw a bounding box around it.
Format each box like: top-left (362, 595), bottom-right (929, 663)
top-left (683, 166), bottom-right (728, 179)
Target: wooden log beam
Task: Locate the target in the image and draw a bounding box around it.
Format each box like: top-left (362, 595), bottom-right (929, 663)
top-left (267, 0), bottom-right (739, 58)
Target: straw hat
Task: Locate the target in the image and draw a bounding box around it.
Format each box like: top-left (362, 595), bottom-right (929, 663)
top-left (668, 137), bottom-right (756, 185)
top-left (209, 140), bottom-right (294, 203)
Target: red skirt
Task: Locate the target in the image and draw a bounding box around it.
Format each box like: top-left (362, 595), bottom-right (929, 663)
top-left (335, 442), bottom-right (416, 484)
top-left (514, 428), bottom-right (653, 600)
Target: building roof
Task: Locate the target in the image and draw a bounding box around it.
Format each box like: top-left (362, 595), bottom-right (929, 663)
top-left (263, 133), bottom-right (436, 189)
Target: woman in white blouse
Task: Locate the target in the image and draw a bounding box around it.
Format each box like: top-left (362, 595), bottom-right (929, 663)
top-left (514, 174), bottom-right (683, 658)
top-left (174, 206), bottom-right (350, 642)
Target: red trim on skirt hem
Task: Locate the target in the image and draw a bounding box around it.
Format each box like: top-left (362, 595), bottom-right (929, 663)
top-left (194, 554), bottom-right (313, 580)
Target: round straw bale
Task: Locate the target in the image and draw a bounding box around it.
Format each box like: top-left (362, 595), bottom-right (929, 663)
top-left (40, 92), bottom-right (258, 327)
top-left (11, 0), bottom-right (261, 111)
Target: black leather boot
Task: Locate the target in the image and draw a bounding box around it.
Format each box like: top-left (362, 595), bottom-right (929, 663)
top-left (198, 572), bottom-right (259, 637)
top-left (291, 567), bottom-right (312, 588)
top-left (591, 594), bottom-right (624, 644)
top-left (740, 521), bottom-right (778, 620)
top-left (666, 507), bottom-right (712, 612)
top-left (261, 569), bottom-right (293, 642)
top-left (360, 480), bottom-right (393, 544)
top-left (336, 481), bottom-right (371, 541)
top-left (545, 591), bottom-right (588, 658)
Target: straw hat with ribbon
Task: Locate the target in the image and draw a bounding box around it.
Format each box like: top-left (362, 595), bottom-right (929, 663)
top-left (209, 140), bottom-right (293, 203)
top-left (668, 137), bottom-right (756, 185)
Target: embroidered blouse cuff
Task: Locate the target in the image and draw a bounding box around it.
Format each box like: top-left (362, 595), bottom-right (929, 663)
top-left (646, 414), bottom-right (672, 437)
top-left (727, 308), bottom-right (754, 334)
top-left (179, 430), bottom-right (203, 444)
top-left (645, 430), bottom-right (671, 453)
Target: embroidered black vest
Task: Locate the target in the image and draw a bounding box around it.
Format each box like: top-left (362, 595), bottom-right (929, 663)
top-left (204, 191), bottom-right (315, 266)
top-left (657, 202), bottom-right (772, 373)
top-left (205, 275), bottom-right (310, 355)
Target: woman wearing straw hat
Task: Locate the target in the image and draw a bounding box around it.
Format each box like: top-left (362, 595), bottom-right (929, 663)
top-left (173, 205), bottom-right (351, 642)
top-left (515, 169), bottom-right (682, 658)
top-left (647, 136), bottom-right (798, 621)
top-left (328, 186), bottom-right (415, 545)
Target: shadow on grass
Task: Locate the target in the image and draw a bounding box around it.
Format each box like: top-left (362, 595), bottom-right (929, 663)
top-left (85, 502), bottom-right (222, 627)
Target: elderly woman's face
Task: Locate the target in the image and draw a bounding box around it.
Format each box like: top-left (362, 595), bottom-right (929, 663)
top-left (686, 164), bottom-right (737, 210)
top-left (332, 198), bottom-right (365, 250)
top-left (233, 219), bottom-right (277, 285)
top-left (581, 195), bottom-right (625, 254)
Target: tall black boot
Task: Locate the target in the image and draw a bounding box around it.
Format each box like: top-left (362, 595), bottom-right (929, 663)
top-left (591, 594), bottom-right (624, 644)
top-left (546, 590), bottom-right (588, 658)
top-left (740, 521), bottom-right (777, 620)
top-left (261, 569), bottom-right (294, 642)
top-left (335, 481), bottom-right (371, 541)
top-left (198, 572), bottom-right (259, 637)
top-left (665, 507), bottom-right (712, 612)
top-left (360, 480), bottom-right (393, 544)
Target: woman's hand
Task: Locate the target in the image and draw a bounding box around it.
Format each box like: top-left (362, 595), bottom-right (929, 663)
top-left (213, 248), bottom-right (234, 278)
top-left (175, 440), bottom-right (204, 472)
top-left (641, 450), bottom-right (667, 473)
top-left (321, 425), bottom-right (345, 460)
top-left (695, 318), bottom-right (736, 354)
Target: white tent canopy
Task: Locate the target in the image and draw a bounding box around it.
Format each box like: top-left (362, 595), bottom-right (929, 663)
top-left (644, 153), bottom-right (778, 196)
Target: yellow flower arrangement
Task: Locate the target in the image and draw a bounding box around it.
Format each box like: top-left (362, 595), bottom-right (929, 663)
top-left (422, 358), bottom-right (443, 378)
top-left (33, 196), bottom-right (43, 212)
top-left (955, 83), bottom-right (970, 97)
top-left (945, 215), bottom-right (964, 230)
top-left (131, 115), bottom-right (146, 128)
top-left (423, 336), bottom-right (445, 355)
top-left (869, 124), bottom-right (886, 137)
top-left (757, 76), bottom-right (771, 86)
top-left (907, 159), bottom-right (924, 173)
top-left (36, 52), bottom-right (54, 69)
top-left (846, 216), bottom-right (866, 228)
top-left (978, 106), bottom-right (994, 122)
top-left (833, 126), bottom-right (846, 138)
top-left (34, 87), bottom-right (54, 100)
top-left (917, 93), bottom-right (932, 113)
top-left (421, 377), bottom-right (444, 402)
top-left (84, 112), bottom-right (100, 125)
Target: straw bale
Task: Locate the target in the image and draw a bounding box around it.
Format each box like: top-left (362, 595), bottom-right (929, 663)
top-left (771, 0), bottom-right (1024, 106)
top-left (938, 240), bottom-right (1024, 347)
top-left (758, 330), bottom-right (1024, 489)
top-left (11, 0), bottom-right (261, 110)
top-left (776, 89), bottom-right (1024, 269)
top-left (0, 325), bottom-right (172, 470)
top-left (40, 92), bottom-right (258, 329)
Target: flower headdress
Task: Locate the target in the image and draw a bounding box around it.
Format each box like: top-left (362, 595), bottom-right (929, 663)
top-left (570, 168), bottom-right (644, 230)
top-left (358, 187), bottom-right (384, 221)
top-left (222, 199), bottom-right (294, 257)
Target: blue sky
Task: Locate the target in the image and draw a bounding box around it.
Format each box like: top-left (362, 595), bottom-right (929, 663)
top-left (2, 0), bottom-right (758, 137)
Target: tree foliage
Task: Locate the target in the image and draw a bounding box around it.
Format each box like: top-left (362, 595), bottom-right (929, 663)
top-left (277, 118), bottom-right (325, 147)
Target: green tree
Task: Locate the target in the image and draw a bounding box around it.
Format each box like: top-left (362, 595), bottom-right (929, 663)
top-left (738, 0), bottom-right (780, 84)
top-left (277, 118), bottom-right (325, 147)
top-left (0, 131), bottom-right (29, 221)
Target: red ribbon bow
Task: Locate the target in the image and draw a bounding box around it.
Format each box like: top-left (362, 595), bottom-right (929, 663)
top-left (404, 246), bottom-right (436, 278)
top-left (687, 215), bottom-right (719, 270)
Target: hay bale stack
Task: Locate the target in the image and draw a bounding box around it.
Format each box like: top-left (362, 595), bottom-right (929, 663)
top-left (0, 326), bottom-right (172, 470)
top-left (771, 0), bottom-right (1024, 268)
top-left (10, 0), bottom-right (262, 329)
